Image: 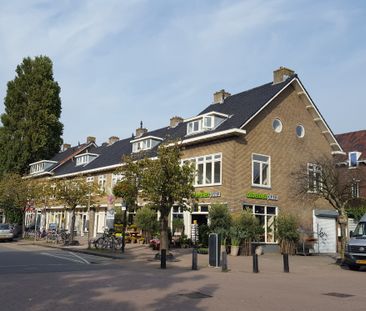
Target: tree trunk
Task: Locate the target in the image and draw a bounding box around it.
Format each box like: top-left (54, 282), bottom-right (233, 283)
top-left (338, 207), bottom-right (348, 259)
top-left (70, 208), bottom-right (76, 242)
top-left (160, 213), bottom-right (169, 252)
top-left (21, 209), bottom-right (26, 239)
top-left (88, 207), bottom-right (95, 242)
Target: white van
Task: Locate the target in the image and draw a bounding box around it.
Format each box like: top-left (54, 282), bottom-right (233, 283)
top-left (344, 213), bottom-right (366, 270)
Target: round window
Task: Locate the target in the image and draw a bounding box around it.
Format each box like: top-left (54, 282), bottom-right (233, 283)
top-left (272, 119), bottom-right (283, 133)
top-left (296, 125), bottom-right (305, 138)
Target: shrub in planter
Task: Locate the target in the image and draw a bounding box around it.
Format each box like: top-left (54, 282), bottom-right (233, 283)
top-left (238, 211), bottom-right (264, 256)
top-left (209, 203), bottom-right (232, 246)
top-left (276, 213), bottom-right (300, 255)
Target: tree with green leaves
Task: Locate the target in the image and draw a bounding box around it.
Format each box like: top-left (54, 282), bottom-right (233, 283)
top-left (0, 173), bottom-right (40, 236)
top-left (55, 177), bottom-right (98, 243)
top-left (135, 205), bottom-right (159, 243)
top-left (0, 55), bottom-right (63, 175)
top-left (140, 143), bottom-right (195, 259)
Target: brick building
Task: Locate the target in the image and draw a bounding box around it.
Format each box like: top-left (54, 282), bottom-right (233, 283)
top-left (335, 130), bottom-right (366, 199)
top-left (26, 67), bottom-right (343, 249)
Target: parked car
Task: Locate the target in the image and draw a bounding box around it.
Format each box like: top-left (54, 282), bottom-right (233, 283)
top-left (10, 224), bottom-right (22, 238)
top-left (0, 223), bottom-right (14, 241)
top-left (344, 213), bottom-right (366, 271)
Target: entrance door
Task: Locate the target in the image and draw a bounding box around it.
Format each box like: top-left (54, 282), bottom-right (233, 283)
top-left (313, 216), bottom-right (337, 253)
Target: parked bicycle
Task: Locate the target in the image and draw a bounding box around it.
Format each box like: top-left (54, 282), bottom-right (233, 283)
top-left (94, 228), bottom-right (122, 250)
top-left (57, 229), bottom-right (71, 245)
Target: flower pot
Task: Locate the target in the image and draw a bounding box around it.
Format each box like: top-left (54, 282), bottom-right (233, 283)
top-left (230, 245), bottom-right (239, 256)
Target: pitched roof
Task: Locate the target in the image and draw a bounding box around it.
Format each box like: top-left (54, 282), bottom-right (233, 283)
top-left (335, 130), bottom-right (366, 159)
top-left (30, 73), bottom-right (335, 178)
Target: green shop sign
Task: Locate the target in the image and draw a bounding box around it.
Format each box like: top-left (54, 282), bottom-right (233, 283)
top-left (193, 191), bottom-right (221, 199)
top-left (246, 192), bottom-right (278, 201)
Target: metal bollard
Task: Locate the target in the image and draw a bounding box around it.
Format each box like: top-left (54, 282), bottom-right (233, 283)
top-left (161, 249), bottom-right (167, 269)
top-left (221, 251), bottom-right (228, 272)
top-left (252, 253), bottom-right (259, 273)
top-left (252, 243), bottom-right (259, 273)
top-left (283, 253), bottom-right (289, 273)
top-left (192, 249), bottom-right (198, 270)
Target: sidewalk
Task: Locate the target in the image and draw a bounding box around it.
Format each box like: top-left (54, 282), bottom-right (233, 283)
top-left (16, 237), bottom-right (340, 274)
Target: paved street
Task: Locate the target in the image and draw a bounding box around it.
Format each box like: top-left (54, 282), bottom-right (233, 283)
top-left (0, 241), bottom-right (365, 311)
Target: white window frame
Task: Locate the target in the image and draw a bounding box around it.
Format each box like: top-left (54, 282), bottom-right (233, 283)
top-left (243, 204), bottom-right (278, 244)
top-left (349, 151), bottom-right (361, 168)
top-left (307, 163), bottom-right (322, 193)
top-left (182, 153), bottom-right (222, 187)
top-left (86, 176), bottom-right (94, 183)
top-left (111, 173), bottom-right (124, 188)
top-left (98, 175), bottom-right (106, 192)
top-left (75, 153), bottom-right (98, 166)
top-left (187, 119), bottom-right (202, 135)
top-left (251, 153), bottom-right (271, 188)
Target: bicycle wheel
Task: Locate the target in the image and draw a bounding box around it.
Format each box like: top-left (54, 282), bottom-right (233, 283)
top-left (95, 237), bottom-right (105, 249)
top-left (114, 237), bottom-right (123, 250)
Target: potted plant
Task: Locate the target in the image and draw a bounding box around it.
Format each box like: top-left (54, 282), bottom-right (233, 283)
top-left (230, 237), bottom-right (241, 256)
top-left (276, 213), bottom-right (300, 255)
top-left (239, 210), bottom-right (264, 256)
top-left (230, 215), bottom-right (243, 256)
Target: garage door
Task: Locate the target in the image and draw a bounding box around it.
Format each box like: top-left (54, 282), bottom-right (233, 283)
top-left (313, 216), bottom-right (337, 253)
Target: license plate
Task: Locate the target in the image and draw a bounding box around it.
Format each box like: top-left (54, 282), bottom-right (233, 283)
top-left (356, 260), bottom-right (366, 264)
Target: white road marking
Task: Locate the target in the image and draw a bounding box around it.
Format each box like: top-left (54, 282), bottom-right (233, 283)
top-left (40, 252), bottom-right (85, 264)
top-left (68, 251), bottom-right (90, 264)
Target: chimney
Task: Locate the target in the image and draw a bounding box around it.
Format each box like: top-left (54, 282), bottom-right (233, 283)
top-left (62, 143), bottom-right (71, 151)
top-left (86, 136), bottom-right (96, 144)
top-left (135, 121), bottom-right (147, 138)
top-left (273, 66), bottom-right (295, 84)
top-left (213, 89), bottom-right (231, 104)
top-left (170, 116), bottom-right (183, 128)
top-left (108, 136), bottom-right (119, 145)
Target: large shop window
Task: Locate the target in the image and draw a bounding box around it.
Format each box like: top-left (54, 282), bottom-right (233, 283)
top-left (307, 163), bottom-right (322, 193)
top-left (243, 204), bottom-right (277, 243)
top-left (183, 153), bottom-right (222, 186)
top-left (252, 154), bottom-right (270, 188)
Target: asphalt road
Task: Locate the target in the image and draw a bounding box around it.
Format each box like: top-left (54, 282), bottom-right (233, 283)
top-left (1, 241), bottom-right (366, 311)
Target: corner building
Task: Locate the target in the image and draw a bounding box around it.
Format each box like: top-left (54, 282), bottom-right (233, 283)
top-left (26, 67), bottom-right (344, 249)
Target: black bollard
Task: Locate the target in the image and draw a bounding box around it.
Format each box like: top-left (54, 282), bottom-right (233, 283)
top-left (283, 253), bottom-right (289, 273)
top-left (192, 249), bottom-right (198, 270)
top-left (221, 251), bottom-right (228, 272)
top-left (252, 243), bottom-right (259, 273)
top-left (161, 249), bottom-right (167, 269)
top-left (252, 253), bottom-right (259, 273)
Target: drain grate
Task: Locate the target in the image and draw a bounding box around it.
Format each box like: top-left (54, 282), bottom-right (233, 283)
top-left (178, 292), bottom-right (212, 299)
top-left (323, 292), bottom-right (354, 298)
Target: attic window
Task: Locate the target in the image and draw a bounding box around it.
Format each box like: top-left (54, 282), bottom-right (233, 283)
top-left (75, 153), bottom-right (98, 166)
top-left (29, 160), bottom-right (57, 175)
top-left (131, 136), bottom-right (163, 153)
top-left (186, 112), bottom-right (228, 136)
top-left (349, 151), bottom-right (361, 167)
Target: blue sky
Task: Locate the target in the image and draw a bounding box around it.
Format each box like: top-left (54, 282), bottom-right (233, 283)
top-left (0, 0), bottom-right (365, 146)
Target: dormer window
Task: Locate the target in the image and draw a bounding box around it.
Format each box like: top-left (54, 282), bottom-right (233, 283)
top-left (131, 136), bottom-right (163, 153)
top-left (349, 151), bottom-right (361, 167)
top-left (29, 160), bottom-right (57, 175)
top-left (75, 153), bottom-right (98, 166)
top-left (186, 112), bottom-right (228, 136)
